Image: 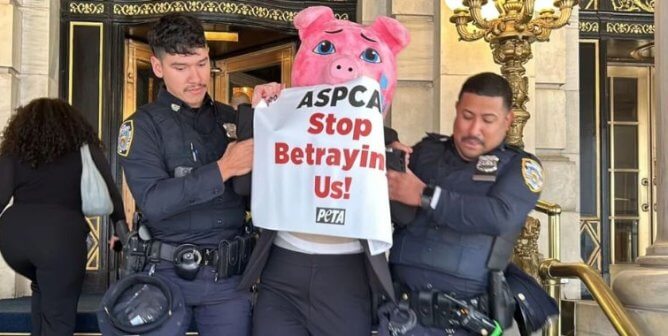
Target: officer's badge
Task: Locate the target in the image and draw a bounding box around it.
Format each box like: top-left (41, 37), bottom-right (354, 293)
top-left (117, 120), bottom-right (134, 157)
top-left (473, 155), bottom-right (499, 182)
top-left (171, 103), bottom-right (181, 112)
top-left (522, 158), bottom-right (544, 193)
top-left (476, 155), bottom-right (499, 173)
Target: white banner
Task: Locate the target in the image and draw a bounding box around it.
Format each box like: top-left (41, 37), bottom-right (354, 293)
top-left (251, 77), bottom-right (392, 255)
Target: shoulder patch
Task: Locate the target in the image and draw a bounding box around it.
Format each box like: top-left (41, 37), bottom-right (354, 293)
top-left (117, 120), bottom-right (134, 157)
top-left (521, 158), bottom-right (543, 193)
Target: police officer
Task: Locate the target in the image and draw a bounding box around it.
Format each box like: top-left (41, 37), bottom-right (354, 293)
top-left (383, 72), bottom-right (544, 335)
top-left (117, 13), bottom-right (253, 335)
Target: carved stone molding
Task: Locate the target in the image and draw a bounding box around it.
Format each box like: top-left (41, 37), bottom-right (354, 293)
top-left (606, 22), bottom-right (655, 35)
top-left (65, 0), bottom-right (354, 26)
top-left (69, 2), bottom-right (105, 15)
top-left (610, 0), bottom-right (654, 13)
top-left (579, 21), bottom-right (600, 33)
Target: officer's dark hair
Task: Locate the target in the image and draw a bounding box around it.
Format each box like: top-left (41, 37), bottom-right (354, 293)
top-left (148, 13), bottom-right (207, 58)
top-left (0, 98), bottom-right (102, 168)
top-left (458, 72), bottom-right (513, 112)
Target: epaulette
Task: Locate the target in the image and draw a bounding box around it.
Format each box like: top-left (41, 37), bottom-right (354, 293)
top-left (504, 143), bottom-right (541, 162)
top-left (425, 132), bottom-right (450, 142)
top-left (503, 143), bottom-right (524, 153)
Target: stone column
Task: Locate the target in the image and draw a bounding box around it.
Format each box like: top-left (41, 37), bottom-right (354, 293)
top-left (0, 0), bottom-right (21, 300)
top-left (611, 3), bottom-right (668, 334)
top-left (638, 0), bottom-right (668, 264)
top-left (0, 0), bottom-right (59, 299)
top-left (358, 0), bottom-right (440, 145)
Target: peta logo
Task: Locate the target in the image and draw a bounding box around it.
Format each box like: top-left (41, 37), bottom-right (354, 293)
top-left (315, 207), bottom-right (346, 225)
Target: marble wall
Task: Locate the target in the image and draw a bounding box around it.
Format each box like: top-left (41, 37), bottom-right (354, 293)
top-left (0, 0), bottom-right (59, 299)
top-left (533, 8), bottom-right (582, 298)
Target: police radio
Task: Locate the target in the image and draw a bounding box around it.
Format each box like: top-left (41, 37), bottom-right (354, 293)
top-left (233, 103), bottom-right (254, 196)
top-left (386, 148), bottom-right (417, 226)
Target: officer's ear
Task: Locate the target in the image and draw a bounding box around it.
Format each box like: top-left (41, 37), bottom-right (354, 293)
top-left (503, 108), bottom-right (513, 130)
top-left (150, 55), bottom-right (165, 79)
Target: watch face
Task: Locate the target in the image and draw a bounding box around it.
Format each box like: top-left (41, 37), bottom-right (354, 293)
top-left (423, 185), bottom-right (435, 197)
top-left (421, 185), bottom-right (435, 210)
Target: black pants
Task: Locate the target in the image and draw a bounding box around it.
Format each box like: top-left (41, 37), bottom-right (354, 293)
top-left (0, 204), bottom-right (88, 336)
top-left (252, 246), bottom-right (371, 336)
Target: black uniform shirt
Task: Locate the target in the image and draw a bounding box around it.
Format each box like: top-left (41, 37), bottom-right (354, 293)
top-left (390, 134), bottom-right (543, 296)
top-left (118, 88), bottom-right (245, 246)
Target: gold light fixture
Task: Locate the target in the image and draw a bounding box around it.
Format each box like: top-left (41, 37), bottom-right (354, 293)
top-left (204, 31), bottom-right (239, 42)
top-left (445, 0), bottom-right (578, 147)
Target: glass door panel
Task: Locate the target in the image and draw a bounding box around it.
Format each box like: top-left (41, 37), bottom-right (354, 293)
top-left (608, 66), bottom-right (651, 264)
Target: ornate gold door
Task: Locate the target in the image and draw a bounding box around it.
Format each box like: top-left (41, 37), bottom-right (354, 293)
top-left (213, 43), bottom-right (295, 104)
top-left (121, 39), bottom-right (157, 224)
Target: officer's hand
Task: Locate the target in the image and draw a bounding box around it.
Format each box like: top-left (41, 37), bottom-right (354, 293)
top-left (252, 82), bottom-right (284, 107)
top-left (387, 168), bottom-right (425, 207)
top-left (218, 139), bottom-right (254, 182)
top-left (388, 140), bottom-right (412, 169)
top-left (109, 235), bottom-right (122, 252)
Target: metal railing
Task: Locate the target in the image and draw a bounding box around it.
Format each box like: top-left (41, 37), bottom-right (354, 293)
top-left (534, 200), bottom-right (562, 336)
top-left (535, 200), bottom-right (562, 261)
top-left (534, 200), bottom-right (641, 336)
top-left (539, 260), bottom-right (642, 336)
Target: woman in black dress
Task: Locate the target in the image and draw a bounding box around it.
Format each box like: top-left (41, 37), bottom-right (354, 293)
top-left (0, 98), bottom-right (124, 335)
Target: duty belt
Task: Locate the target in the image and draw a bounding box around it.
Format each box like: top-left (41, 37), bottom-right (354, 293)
top-left (394, 283), bottom-right (499, 335)
top-left (157, 243), bottom-right (219, 266)
top-left (147, 234), bottom-right (256, 282)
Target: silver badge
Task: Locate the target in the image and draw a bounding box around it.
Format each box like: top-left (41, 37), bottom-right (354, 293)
top-left (171, 103), bottom-right (181, 111)
top-left (476, 155), bottom-right (499, 173)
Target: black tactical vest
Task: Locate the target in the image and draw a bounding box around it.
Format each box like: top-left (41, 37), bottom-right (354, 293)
top-left (140, 100), bottom-right (245, 245)
top-left (390, 136), bottom-right (521, 286)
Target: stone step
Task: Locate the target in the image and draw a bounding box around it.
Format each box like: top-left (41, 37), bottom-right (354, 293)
top-left (0, 295), bottom-right (100, 334)
top-left (0, 294), bottom-right (199, 334)
top-left (574, 299), bottom-right (668, 335)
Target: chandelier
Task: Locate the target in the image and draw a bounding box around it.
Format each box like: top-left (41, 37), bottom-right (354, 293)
top-left (445, 0), bottom-right (578, 147)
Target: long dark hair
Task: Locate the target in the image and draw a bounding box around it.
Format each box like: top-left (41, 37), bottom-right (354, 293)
top-left (0, 98), bottom-right (102, 167)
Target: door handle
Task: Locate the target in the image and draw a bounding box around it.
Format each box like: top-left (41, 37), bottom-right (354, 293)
top-left (641, 178), bottom-right (649, 186)
top-left (641, 203), bottom-right (650, 212)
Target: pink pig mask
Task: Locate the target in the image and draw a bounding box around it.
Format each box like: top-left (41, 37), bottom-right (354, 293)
top-left (291, 6), bottom-right (410, 116)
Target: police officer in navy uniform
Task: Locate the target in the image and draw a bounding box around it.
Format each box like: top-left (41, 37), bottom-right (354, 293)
top-left (117, 13), bottom-right (253, 336)
top-left (383, 72), bottom-right (544, 335)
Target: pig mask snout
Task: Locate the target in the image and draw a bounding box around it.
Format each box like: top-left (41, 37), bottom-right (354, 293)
top-left (328, 56), bottom-right (359, 83)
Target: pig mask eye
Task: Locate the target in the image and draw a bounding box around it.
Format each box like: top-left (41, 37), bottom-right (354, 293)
top-left (360, 48), bottom-right (381, 64)
top-left (313, 40), bottom-right (336, 55)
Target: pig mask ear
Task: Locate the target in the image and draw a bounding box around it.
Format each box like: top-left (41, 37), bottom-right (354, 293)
top-left (369, 17), bottom-right (410, 54)
top-left (294, 6), bottom-right (336, 41)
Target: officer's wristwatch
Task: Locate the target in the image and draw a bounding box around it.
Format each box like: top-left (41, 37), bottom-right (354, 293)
top-left (420, 184), bottom-right (436, 210)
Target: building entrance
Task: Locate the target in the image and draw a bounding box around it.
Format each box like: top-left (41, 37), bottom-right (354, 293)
top-left (607, 66), bottom-right (656, 267)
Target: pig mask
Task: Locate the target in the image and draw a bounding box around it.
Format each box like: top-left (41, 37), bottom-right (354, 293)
top-left (291, 6), bottom-right (410, 116)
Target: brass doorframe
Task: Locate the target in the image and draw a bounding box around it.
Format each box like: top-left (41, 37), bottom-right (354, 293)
top-left (121, 39), bottom-right (153, 224)
top-left (650, 66), bottom-right (657, 243)
top-left (214, 43), bottom-right (295, 103)
top-left (607, 65), bottom-right (652, 263)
